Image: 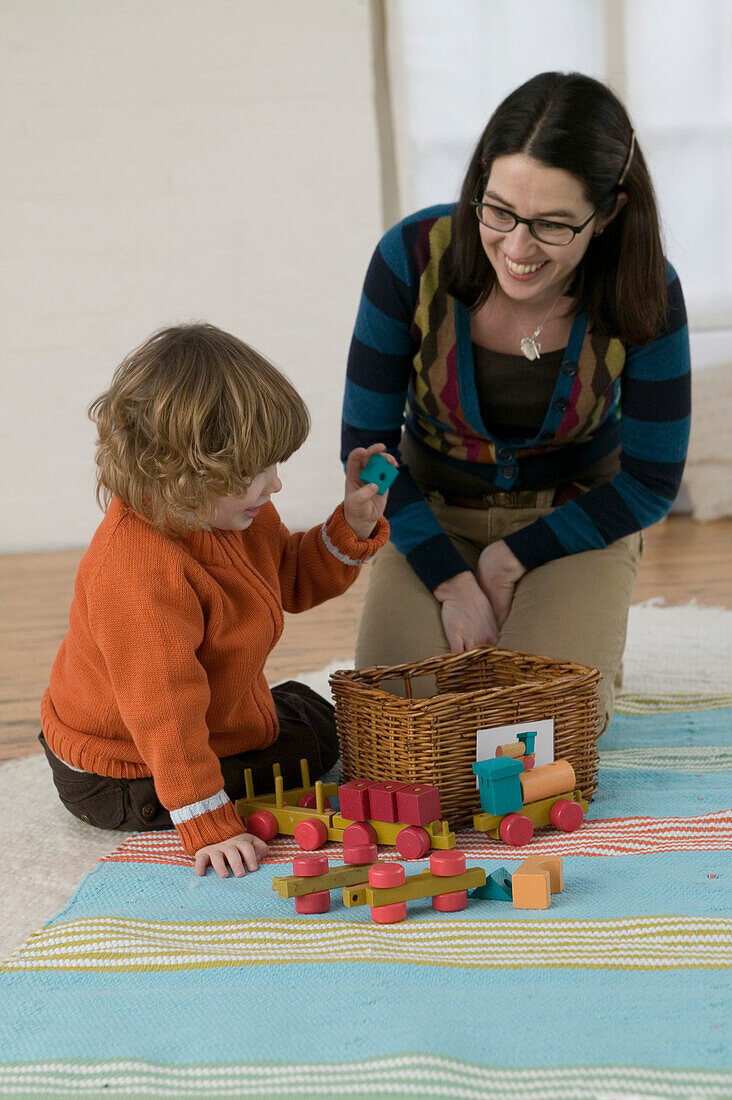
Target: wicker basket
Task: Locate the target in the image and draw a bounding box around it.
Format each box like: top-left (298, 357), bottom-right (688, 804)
top-left (330, 646), bottom-right (601, 828)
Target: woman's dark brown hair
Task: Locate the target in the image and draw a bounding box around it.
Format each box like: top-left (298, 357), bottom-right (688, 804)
top-left (448, 71), bottom-right (667, 346)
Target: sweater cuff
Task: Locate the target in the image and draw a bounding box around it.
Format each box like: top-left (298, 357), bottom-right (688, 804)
top-left (321, 503), bottom-right (389, 567)
top-left (171, 793), bottom-right (246, 857)
top-left (503, 517), bottom-right (568, 572)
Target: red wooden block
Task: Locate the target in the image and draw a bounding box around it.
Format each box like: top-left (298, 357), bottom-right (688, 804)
top-left (338, 780), bottom-right (372, 821)
top-left (395, 783), bottom-right (441, 826)
top-left (367, 781), bottom-right (407, 823)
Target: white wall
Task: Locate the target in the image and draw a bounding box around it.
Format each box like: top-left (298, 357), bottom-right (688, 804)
top-left (1, 0), bottom-right (383, 552)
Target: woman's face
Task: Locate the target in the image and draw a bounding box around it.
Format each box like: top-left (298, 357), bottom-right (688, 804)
top-left (478, 153), bottom-right (605, 307)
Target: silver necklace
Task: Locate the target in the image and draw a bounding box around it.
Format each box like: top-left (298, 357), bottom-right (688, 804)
top-left (506, 293), bottom-right (563, 361)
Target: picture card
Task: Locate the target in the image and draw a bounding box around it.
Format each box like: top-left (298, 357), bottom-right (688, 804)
top-left (475, 718), bottom-right (554, 784)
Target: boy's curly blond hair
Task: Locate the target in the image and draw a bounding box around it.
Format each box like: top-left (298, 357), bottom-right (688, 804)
top-left (89, 323), bottom-right (310, 532)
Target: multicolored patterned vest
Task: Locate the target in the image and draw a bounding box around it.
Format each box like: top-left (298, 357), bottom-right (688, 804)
top-left (407, 214), bottom-right (626, 487)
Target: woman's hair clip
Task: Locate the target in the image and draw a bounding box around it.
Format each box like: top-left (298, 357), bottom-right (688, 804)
top-left (617, 131), bottom-right (636, 188)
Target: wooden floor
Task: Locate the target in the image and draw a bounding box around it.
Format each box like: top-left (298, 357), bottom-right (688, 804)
top-left (2, 516), bottom-right (730, 765)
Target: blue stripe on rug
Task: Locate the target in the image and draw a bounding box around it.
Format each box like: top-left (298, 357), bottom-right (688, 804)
top-left (0, 965), bottom-right (727, 1068)
top-left (32, 853), bottom-right (729, 926)
top-left (589, 767), bottom-right (731, 819)
top-left (602, 708), bottom-right (732, 748)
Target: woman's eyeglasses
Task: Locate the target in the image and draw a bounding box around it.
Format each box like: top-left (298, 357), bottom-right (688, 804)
top-left (470, 199), bottom-right (601, 246)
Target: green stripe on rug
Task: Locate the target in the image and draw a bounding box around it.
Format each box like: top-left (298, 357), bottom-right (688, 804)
top-left (616, 692), bottom-right (732, 714)
top-left (1, 1056), bottom-right (731, 1098)
top-left (600, 746), bottom-right (732, 771)
top-left (4, 916), bottom-right (730, 973)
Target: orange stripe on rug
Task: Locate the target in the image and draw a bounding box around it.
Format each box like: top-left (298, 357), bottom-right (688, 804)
top-left (101, 808), bottom-right (732, 867)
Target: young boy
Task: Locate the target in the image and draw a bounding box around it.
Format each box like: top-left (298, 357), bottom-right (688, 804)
top-left (40, 323), bottom-right (391, 878)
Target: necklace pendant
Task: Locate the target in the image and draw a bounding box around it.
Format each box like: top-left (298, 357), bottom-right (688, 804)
top-left (520, 336), bottom-right (541, 361)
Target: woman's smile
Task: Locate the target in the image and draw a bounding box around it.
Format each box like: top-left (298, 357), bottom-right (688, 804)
top-left (502, 255), bottom-right (550, 279)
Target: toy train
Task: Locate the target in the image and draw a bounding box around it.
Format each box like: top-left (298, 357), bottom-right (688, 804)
top-left (472, 731), bottom-right (587, 845)
top-left (235, 760), bottom-right (455, 859)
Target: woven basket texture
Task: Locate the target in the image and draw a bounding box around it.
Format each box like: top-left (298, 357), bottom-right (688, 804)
top-left (330, 647), bottom-right (601, 828)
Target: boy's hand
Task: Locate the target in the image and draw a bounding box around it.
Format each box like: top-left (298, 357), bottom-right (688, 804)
top-left (344, 443), bottom-right (397, 541)
top-left (194, 832), bottom-right (269, 878)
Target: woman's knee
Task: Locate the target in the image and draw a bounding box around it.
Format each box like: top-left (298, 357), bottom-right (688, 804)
top-left (355, 544), bottom-right (447, 669)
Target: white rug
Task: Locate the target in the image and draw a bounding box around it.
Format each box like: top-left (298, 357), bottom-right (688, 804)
top-left (2, 600), bottom-right (730, 960)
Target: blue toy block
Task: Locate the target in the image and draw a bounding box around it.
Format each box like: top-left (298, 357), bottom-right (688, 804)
top-left (359, 453), bottom-right (399, 495)
top-left (470, 866), bottom-right (513, 902)
top-left (518, 731), bottom-right (538, 755)
top-left (472, 756), bottom-right (523, 816)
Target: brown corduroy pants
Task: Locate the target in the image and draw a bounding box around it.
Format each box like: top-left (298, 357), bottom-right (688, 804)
top-left (355, 490), bottom-right (642, 734)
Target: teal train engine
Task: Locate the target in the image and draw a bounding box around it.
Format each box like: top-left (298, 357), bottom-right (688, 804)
top-left (472, 731), bottom-right (588, 846)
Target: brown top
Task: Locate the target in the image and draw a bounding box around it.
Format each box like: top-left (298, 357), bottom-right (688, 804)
top-left (473, 343), bottom-right (564, 438)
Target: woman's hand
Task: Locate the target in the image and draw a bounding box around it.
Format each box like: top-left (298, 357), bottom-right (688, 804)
top-left (343, 443), bottom-right (397, 541)
top-left (433, 570), bottom-right (500, 652)
top-left (476, 540), bottom-right (526, 632)
top-left (194, 832), bottom-right (269, 878)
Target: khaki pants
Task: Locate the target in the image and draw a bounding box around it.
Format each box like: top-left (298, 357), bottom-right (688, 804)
top-left (355, 490), bottom-right (643, 734)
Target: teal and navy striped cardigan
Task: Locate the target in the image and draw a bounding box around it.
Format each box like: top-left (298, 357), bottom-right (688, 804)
top-left (342, 205), bottom-right (691, 590)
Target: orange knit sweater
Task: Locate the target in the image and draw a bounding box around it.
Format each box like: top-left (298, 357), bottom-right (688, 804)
top-left (42, 497), bottom-right (388, 855)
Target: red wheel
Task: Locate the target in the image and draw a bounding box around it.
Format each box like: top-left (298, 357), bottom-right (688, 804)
top-left (370, 901), bottom-right (407, 924)
top-left (368, 863), bottom-right (406, 923)
top-left (369, 862), bottom-right (405, 888)
top-left (396, 826), bottom-right (430, 860)
top-left (550, 798), bottom-right (584, 833)
top-left (343, 842), bottom-right (378, 866)
top-left (294, 817), bottom-right (328, 851)
top-left (245, 810), bottom-right (278, 842)
top-left (499, 813), bottom-right (534, 846)
top-left (298, 791), bottom-right (331, 810)
top-left (292, 854), bottom-right (329, 877)
top-left (295, 891), bottom-right (331, 914)
top-left (342, 821), bottom-right (377, 846)
top-left (432, 889), bottom-right (468, 912)
top-left (429, 849), bottom-right (466, 877)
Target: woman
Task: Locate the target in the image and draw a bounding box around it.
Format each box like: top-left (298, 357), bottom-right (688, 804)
top-left (341, 71), bottom-right (691, 729)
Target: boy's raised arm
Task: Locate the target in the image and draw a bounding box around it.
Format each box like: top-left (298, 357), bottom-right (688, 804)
top-left (275, 446), bottom-right (391, 614)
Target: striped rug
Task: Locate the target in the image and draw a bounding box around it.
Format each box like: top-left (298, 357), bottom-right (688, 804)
top-left (1, 694), bottom-right (730, 1098)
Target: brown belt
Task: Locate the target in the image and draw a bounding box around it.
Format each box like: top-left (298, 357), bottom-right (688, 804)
top-left (439, 482), bottom-right (585, 509)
